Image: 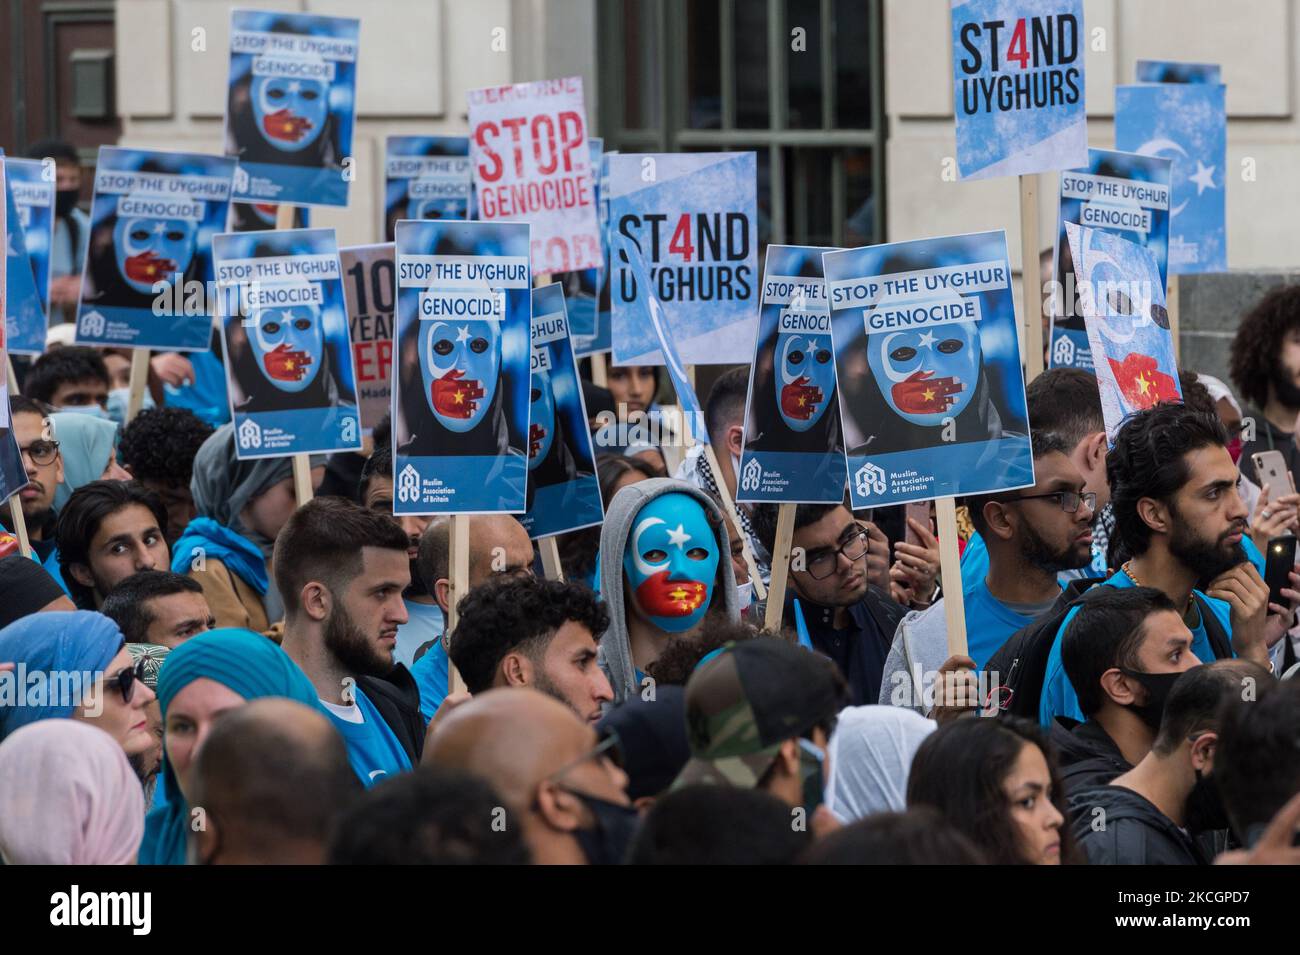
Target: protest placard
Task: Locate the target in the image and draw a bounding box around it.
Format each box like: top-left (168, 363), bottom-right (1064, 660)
top-left (225, 10), bottom-right (360, 208)
top-left (553, 139), bottom-right (603, 354)
top-left (468, 77), bottom-right (600, 273)
top-left (573, 147), bottom-right (615, 359)
top-left (0, 165), bottom-right (29, 557)
top-left (1048, 149), bottom-right (1172, 371)
top-left (737, 245), bottom-right (847, 505)
top-left (824, 230), bottom-right (1034, 508)
top-left (3, 162), bottom-right (47, 360)
top-left (339, 244), bottom-right (395, 438)
top-left (229, 202), bottom-right (309, 232)
top-left (609, 151), bottom-right (758, 367)
top-left (214, 227), bottom-right (362, 458)
top-left (1135, 60), bottom-right (1221, 84)
top-left (393, 220), bottom-right (531, 514)
top-left (522, 283), bottom-right (603, 539)
top-left (1064, 222), bottom-right (1182, 440)
top-left (74, 147), bottom-right (236, 351)
top-left (4, 158), bottom-right (54, 356)
top-left (384, 136), bottom-right (472, 242)
top-left (950, 0), bottom-right (1087, 180)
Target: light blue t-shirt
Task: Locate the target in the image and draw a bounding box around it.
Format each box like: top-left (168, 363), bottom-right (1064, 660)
top-left (395, 599), bottom-right (444, 670)
top-left (321, 687), bottom-right (412, 786)
top-left (964, 579), bottom-right (1056, 671)
top-left (411, 636), bottom-right (449, 723)
top-left (961, 529), bottom-right (1105, 593)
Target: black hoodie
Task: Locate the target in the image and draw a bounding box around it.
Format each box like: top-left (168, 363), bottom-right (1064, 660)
top-left (1051, 717), bottom-right (1132, 796)
top-left (1068, 784), bottom-right (1210, 865)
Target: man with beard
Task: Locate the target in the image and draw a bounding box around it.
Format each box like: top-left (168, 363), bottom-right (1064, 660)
top-left (359, 445), bottom-right (440, 668)
top-left (1229, 285), bottom-right (1300, 485)
top-left (1067, 660), bottom-right (1273, 865)
top-left (878, 431), bottom-right (1095, 713)
top-left (276, 497), bottom-right (423, 785)
top-left (1038, 404), bottom-right (1279, 728)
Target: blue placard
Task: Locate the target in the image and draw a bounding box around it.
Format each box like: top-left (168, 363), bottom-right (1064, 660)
top-left (213, 227), bottom-right (362, 458)
top-left (392, 220), bottom-right (531, 514)
top-left (523, 283), bottom-right (603, 538)
top-left (74, 147), bottom-right (236, 351)
top-left (1048, 148), bottom-right (1172, 371)
top-left (556, 139), bottom-right (603, 356)
top-left (3, 156), bottom-right (48, 357)
top-left (384, 136), bottom-right (472, 242)
top-left (1134, 60), bottom-right (1220, 85)
top-left (225, 10), bottom-right (360, 208)
top-left (5, 158), bottom-right (54, 355)
top-left (950, 0), bottom-right (1087, 180)
top-left (737, 245), bottom-right (847, 504)
top-left (1116, 83), bottom-right (1226, 274)
top-left (1064, 223), bottom-right (1182, 441)
top-left (574, 146), bottom-right (614, 357)
top-left (824, 231), bottom-right (1034, 507)
top-left (609, 151), bottom-right (758, 366)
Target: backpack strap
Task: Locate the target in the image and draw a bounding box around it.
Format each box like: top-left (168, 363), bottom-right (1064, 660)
top-left (1192, 592), bottom-right (1235, 660)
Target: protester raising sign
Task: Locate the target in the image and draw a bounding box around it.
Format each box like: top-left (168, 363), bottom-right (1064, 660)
top-left (393, 220), bottom-right (531, 514)
top-left (214, 227), bottom-right (362, 458)
top-left (467, 77), bottom-right (600, 273)
top-left (824, 231), bottom-right (1034, 507)
top-left (736, 245), bottom-right (847, 504)
top-left (225, 10), bottom-right (360, 208)
top-left (73, 148), bottom-right (236, 352)
top-left (950, 0), bottom-right (1087, 180)
top-left (1064, 222), bottom-right (1182, 440)
top-left (1048, 149), bottom-right (1172, 371)
top-left (609, 151), bottom-right (758, 366)
top-left (384, 136), bottom-right (472, 242)
top-left (339, 243), bottom-right (395, 437)
top-left (4, 157), bottom-right (54, 356)
top-left (523, 283), bottom-right (603, 539)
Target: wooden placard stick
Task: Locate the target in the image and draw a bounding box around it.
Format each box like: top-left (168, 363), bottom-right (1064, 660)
top-left (762, 502), bottom-right (796, 632)
top-left (590, 351), bottom-right (608, 387)
top-left (6, 498), bottom-right (32, 559)
top-left (446, 514), bottom-right (470, 695)
top-left (1019, 173), bottom-right (1045, 382)
top-left (539, 535), bottom-right (565, 581)
top-left (1167, 274), bottom-right (1181, 363)
top-left (934, 496), bottom-right (969, 658)
top-left (6, 356), bottom-right (18, 396)
top-left (125, 347), bottom-right (151, 424)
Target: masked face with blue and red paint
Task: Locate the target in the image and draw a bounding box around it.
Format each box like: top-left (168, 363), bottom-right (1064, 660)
top-left (528, 368), bottom-right (556, 469)
top-left (113, 216), bottom-right (198, 294)
top-left (623, 493), bottom-right (720, 634)
top-left (775, 330), bottom-right (836, 432)
top-left (867, 316), bottom-right (981, 428)
top-left (419, 318), bottom-right (501, 433)
top-left (250, 304), bottom-right (324, 393)
top-left (251, 74), bottom-right (329, 152)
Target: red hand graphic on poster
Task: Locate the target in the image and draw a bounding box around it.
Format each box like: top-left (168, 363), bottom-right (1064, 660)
top-left (262, 342), bottom-right (313, 382)
top-left (431, 369), bottom-right (486, 418)
top-left (890, 370), bottom-right (964, 415)
top-left (780, 377), bottom-right (824, 420)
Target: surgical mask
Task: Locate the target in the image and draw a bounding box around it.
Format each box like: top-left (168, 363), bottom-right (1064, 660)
top-left (53, 403), bottom-right (111, 421)
top-left (56, 188), bottom-right (79, 217)
top-left (566, 790), bottom-right (640, 865)
top-left (1184, 767), bottom-right (1231, 835)
top-left (736, 579), bottom-right (754, 612)
top-left (623, 492), bottom-right (720, 633)
top-left (1119, 668), bottom-right (1183, 731)
top-left (107, 386), bottom-right (154, 429)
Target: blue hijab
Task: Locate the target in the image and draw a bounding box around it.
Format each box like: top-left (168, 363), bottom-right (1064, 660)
top-left (0, 611), bottom-right (125, 740)
top-left (49, 412), bottom-right (119, 511)
top-left (138, 628), bottom-right (318, 865)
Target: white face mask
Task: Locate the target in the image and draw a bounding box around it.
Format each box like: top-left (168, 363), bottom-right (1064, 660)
top-left (54, 402), bottom-right (111, 420)
top-left (736, 579), bottom-right (754, 611)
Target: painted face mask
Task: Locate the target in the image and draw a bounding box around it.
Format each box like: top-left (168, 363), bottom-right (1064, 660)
top-left (868, 315), bottom-right (982, 427)
top-left (251, 74), bottom-right (328, 152)
top-left (250, 304), bottom-right (325, 393)
top-left (529, 368), bottom-right (556, 469)
top-left (623, 492), bottom-right (720, 633)
top-left (420, 319), bottom-right (501, 433)
top-left (113, 216), bottom-right (197, 294)
top-left (775, 331), bottom-right (835, 432)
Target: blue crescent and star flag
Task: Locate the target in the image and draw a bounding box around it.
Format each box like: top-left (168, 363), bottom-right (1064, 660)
top-left (823, 231), bottom-right (1034, 508)
top-left (950, 0), bottom-right (1087, 180)
top-left (224, 10), bottom-right (360, 208)
top-left (4, 156), bottom-right (55, 356)
top-left (1115, 78), bottom-right (1226, 274)
top-left (384, 136), bottom-right (472, 242)
top-left (213, 227), bottom-right (363, 458)
top-left (736, 245), bottom-right (848, 504)
top-left (523, 283), bottom-right (604, 539)
top-left (1048, 149), bottom-right (1172, 371)
top-left (392, 220), bottom-right (531, 515)
top-left (1064, 222), bottom-right (1182, 442)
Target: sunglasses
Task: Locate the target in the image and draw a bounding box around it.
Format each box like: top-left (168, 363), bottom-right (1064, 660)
top-left (105, 660), bottom-right (148, 704)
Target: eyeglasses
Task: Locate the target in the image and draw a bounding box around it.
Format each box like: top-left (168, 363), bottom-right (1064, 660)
top-left (20, 439), bottom-right (59, 467)
top-left (1003, 490), bottom-right (1098, 514)
top-left (802, 525), bottom-right (870, 580)
top-left (104, 660), bottom-right (147, 704)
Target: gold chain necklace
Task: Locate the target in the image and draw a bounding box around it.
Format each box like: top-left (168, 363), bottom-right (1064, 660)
top-left (1120, 561), bottom-right (1194, 614)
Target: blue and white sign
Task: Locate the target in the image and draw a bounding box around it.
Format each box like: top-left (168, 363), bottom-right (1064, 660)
top-left (393, 220), bottom-right (531, 514)
top-left (824, 231), bottom-right (1034, 507)
top-left (213, 227), bottom-right (362, 458)
top-left (737, 245), bottom-right (847, 504)
top-left (523, 283), bottom-right (603, 539)
top-left (950, 0), bottom-right (1087, 180)
top-left (609, 151), bottom-right (757, 366)
top-left (384, 136), bottom-right (472, 242)
top-left (555, 139), bottom-right (603, 356)
top-left (574, 147), bottom-right (615, 357)
top-left (225, 10), bottom-right (360, 207)
top-left (1116, 82), bottom-right (1226, 274)
top-left (3, 156), bottom-right (49, 357)
top-left (76, 147), bottom-right (237, 351)
top-left (1048, 149), bottom-right (1172, 371)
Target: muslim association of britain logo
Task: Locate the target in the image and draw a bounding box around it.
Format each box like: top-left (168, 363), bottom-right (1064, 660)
top-left (80, 310), bottom-right (106, 338)
top-left (237, 418), bottom-right (262, 450)
top-left (740, 457), bottom-right (762, 493)
top-left (1051, 335), bottom-right (1075, 367)
top-left (397, 464), bottom-right (421, 504)
top-left (854, 461), bottom-right (886, 498)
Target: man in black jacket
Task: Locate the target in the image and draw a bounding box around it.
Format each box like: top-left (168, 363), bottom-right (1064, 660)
top-left (1057, 586), bottom-right (1201, 794)
top-left (1068, 659), bottom-right (1273, 865)
top-left (751, 500), bottom-right (907, 705)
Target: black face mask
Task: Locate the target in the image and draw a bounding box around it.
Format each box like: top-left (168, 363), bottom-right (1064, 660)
top-left (1184, 768), bottom-right (1232, 834)
top-left (1119, 668), bottom-right (1183, 731)
top-left (567, 790), bottom-right (640, 865)
top-left (56, 188), bottom-right (79, 217)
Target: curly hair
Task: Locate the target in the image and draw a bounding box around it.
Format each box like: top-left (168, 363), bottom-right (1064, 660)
top-left (645, 618), bottom-right (766, 686)
top-left (1228, 284), bottom-right (1300, 410)
top-left (118, 407), bottom-right (214, 489)
top-left (448, 576), bottom-right (610, 694)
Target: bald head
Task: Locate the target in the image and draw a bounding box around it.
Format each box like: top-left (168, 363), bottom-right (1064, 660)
top-left (417, 515), bottom-right (535, 612)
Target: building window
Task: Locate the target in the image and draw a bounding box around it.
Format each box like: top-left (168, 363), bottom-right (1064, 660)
top-left (598, 0), bottom-right (885, 249)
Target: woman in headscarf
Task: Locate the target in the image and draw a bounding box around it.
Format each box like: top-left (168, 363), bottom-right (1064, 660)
top-left (48, 411), bottom-right (131, 511)
top-left (0, 720), bottom-right (145, 864)
top-left (172, 423), bottom-right (320, 632)
top-left (0, 612), bottom-right (158, 770)
top-left (824, 706), bottom-right (937, 823)
top-left (139, 627), bottom-right (318, 865)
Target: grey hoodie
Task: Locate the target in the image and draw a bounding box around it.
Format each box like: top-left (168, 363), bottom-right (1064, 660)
top-left (598, 477), bottom-right (739, 703)
top-left (877, 599), bottom-right (951, 715)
